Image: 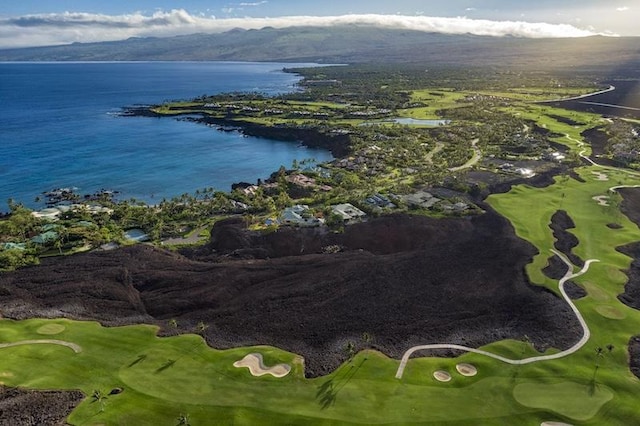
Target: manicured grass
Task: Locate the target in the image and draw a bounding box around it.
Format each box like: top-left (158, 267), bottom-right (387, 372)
top-left (513, 380), bottom-right (614, 421)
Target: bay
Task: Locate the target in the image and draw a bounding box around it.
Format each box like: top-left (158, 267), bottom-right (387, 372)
top-left (0, 61), bottom-right (332, 210)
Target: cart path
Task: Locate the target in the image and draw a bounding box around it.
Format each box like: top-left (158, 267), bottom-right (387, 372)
top-left (395, 250), bottom-right (597, 379)
top-left (0, 339), bottom-right (82, 353)
top-left (449, 138), bottom-right (480, 172)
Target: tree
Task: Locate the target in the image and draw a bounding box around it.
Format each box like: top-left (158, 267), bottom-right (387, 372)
top-left (168, 319), bottom-right (178, 331)
top-left (197, 321), bottom-right (209, 335)
top-left (91, 389), bottom-right (108, 413)
top-left (345, 341), bottom-right (356, 361)
top-left (176, 413), bottom-right (191, 426)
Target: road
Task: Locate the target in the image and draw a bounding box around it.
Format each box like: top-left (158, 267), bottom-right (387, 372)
top-left (161, 225), bottom-right (208, 246)
top-left (395, 250), bottom-right (597, 379)
top-left (449, 138), bottom-right (481, 172)
top-left (534, 85), bottom-right (615, 103)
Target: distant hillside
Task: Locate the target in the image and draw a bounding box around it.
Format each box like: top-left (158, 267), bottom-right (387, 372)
top-left (1, 26), bottom-right (638, 72)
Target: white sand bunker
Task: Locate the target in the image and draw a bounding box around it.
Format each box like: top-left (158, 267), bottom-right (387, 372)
top-left (433, 370), bottom-right (452, 382)
top-left (591, 171), bottom-right (609, 181)
top-left (455, 363), bottom-right (477, 376)
top-left (233, 353), bottom-right (291, 378)
top-left (541, 422), bottom-right (573, 426)
top-left (592, 195), bottom-right (610, 206)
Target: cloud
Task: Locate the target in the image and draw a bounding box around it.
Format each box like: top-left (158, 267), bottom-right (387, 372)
top-left (239, 1), bottom-right (268, 6)
top-left (0, 9), bottom-right (605, 49)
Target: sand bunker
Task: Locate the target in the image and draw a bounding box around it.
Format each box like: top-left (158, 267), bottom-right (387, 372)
top-left (433, 370), bottom-right (452, 382)
top-left (36, 324), bottom-right (66, 335)
top-left (233, 353), bottom-right (291, 378)
top-left (455, 363), bottom-right (477, 376)
top-left (592, 195), bottom-right (610, 206)
top-left (591, 171), bottom-right (609, 181)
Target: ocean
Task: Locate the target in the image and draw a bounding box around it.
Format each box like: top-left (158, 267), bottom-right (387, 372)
top-left (0, 62), bottom-right (332, 210)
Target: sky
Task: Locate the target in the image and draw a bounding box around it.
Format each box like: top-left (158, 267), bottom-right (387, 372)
top-left (0, 1), bottom-right (638, 49)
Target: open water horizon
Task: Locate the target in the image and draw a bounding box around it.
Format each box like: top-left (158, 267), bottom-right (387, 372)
top-left (0, 61), bottom-right (332, 211)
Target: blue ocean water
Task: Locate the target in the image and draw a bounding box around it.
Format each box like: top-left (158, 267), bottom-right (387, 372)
top-left (0, 62), bottom-right (332, 210)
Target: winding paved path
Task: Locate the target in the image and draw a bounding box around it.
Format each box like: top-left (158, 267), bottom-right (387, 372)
top-left (0, 339), bottom-right (82, 353)
top-left (425, 142), bottom-right (444, 164)
top-left (449, 138), bottom-right (481, 172)
top-left (395, 251), bottom-right (598, 379)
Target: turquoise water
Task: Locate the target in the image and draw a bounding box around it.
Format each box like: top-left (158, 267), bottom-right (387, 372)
top-left (0, 62), bottom-right (332, 210)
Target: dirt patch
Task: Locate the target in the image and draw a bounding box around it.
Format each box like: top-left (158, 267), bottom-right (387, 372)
top-left (564, 281), bottom-right (587, 300)
top-left (619, 187), bottom-right (640, 226)
top-left (547, 114), bottom-right (584, 127)
top-left (607, 223), bottom-right (623, 229)
top-left (550, 210), bottom-right (584, 268)
top-left (543, 255), bottom-right (567, 281)
top-left (629, 335), bottom-right (640, 379)
top-left (0, 385), bottom-right (84, 426)
top-left (616, 188), bottom-right (640, 311)
top-left (616, 242), bottom-right (640, 310)
top-left (0, 212), bottom-right (583, 378)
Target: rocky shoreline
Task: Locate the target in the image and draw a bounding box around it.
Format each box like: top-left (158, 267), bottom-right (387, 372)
top-left (123, 106), bottom-right (352, 158)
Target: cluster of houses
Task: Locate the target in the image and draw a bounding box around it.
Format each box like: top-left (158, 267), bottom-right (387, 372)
top-left (497, 163), bottom-right (537, 178)
top-left (278, 203), bottom-right (367, 228)
top-left (240, 172), bottom-right (333, 196)
top-left (31, 204), bottom-right (114, 221)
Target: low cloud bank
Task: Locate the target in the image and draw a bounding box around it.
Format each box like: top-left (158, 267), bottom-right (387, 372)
top-left (0, 9), bottom-right (602, 49)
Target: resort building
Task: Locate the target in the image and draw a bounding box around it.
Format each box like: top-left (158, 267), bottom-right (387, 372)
top-left (280, 205), bottom-right (324, 227)
top-left (330, 203), bottom-right (367, 223)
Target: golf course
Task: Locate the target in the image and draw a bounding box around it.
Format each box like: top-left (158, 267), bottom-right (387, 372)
top-left (2, 75), bottom-right (640, 425)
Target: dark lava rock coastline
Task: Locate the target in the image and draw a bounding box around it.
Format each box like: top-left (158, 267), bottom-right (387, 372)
top-left (0, 210), bottom-right (582, 377)
top-left (124, 107), bottom-right (351, 158)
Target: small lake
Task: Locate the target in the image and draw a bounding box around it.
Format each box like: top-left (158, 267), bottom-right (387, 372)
top-left (362, 118), bottom-right (450, 126)
top-left (392, 118), bottom-right (450, 126)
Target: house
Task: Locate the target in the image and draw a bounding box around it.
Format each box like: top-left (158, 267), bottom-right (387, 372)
top-left (365, 194), bottom-right (396, 209)
top-left (2, 242), bottom-right (26, 251)
top-left (400, 191), bottom-right (441, 209)
top-left (280, 205), bottom-right (324, 227)
top-left (31, 231), bottom-right (59, 245)
top-left (331, 203), bottom-right (367, 223)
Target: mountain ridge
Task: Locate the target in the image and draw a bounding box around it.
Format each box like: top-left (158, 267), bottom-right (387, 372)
top-left (1, 26), bottom-right (638, 70)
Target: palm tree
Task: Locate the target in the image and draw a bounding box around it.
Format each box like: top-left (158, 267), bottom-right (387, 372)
top-left (91, 389), bottom-right (108, 412)
top-left (168, 318), bottom-right (178, 331)
top-left (345, 341), bottom-right (356, 361)
top-left (176, 413), bottom-right (191, 426)
top-left (197, 321), bottom-right (209, 335)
